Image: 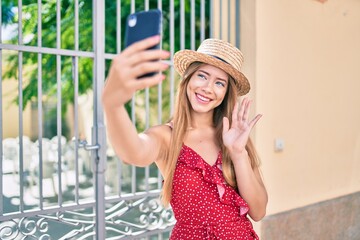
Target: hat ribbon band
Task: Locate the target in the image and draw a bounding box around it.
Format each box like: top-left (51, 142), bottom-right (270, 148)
top-left (208, 54), bottom-right (229, 65)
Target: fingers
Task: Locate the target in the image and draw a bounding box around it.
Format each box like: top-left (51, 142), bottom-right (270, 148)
top-left (122, 35), bottom-right (161, 56)
top-left (117, 36), bottom-right (170, 80)
top-left (238, 97), bottom-right (251, 122)
top-left (127, 49), bottom-right (170, 67)
top-left (132, 73), bottom-right (167, 90)
top-left (123, 35), bottom-right (170, 66)
top-left (130, 61), bottom-right (169, 80)
top-left (249, 114), bottom-right (262, 129)
top-left (104, 36), bottom-right (170, 104)
top-left (222, 117), bottom-right (230, 135)
top-left (235, 97), bottom-right (262, 128)
top-left (231, 101), bottom-right (239, 127)
top-left (238, 98), bottom-right (246, 120)
top-left (242, 98), bottom-right (251, 122)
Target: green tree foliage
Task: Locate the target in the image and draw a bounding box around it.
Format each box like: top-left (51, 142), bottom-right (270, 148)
top-left (3, 0), bottom-right (93, 110)
top-left (1, 0), bottom-right (15, 25)
top-left (2, 0), bottom-right (210, 135)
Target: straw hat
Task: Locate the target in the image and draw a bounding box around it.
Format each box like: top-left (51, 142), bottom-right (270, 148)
top-left (173, 38), bottom-right (250, 96)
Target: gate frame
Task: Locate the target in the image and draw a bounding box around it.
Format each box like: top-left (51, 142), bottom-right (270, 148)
top-left (0, 0), bottom-right (242, 239)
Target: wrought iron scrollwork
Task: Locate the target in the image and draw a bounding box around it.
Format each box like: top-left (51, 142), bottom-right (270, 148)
top-left (105, 197), bottom-right (175, 238)
top-left (0, 217), bottom-right (51, 240)
top-left (0, 197), bottom-right (174, 239)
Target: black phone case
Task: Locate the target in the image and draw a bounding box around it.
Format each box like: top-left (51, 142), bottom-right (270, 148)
top-left (125, 9), bottom-right (162, 49)
top-left (125, 9), bottom-right (162, 78)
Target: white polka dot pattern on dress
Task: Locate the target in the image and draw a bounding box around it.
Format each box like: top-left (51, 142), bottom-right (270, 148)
top-left (169, 144), bottom-right (259, 240)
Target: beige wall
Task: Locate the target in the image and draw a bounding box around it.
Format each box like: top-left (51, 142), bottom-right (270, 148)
top-left (1, 80), bottom-right (87, 141)
top-left (2, 0), bottom-right (359, 237)
top-left (2, 80), bottom-right (32, 138)
top-left (237, 1), bottom-right (360, 236)
top-left (212, 0), bottom-right (237, 44)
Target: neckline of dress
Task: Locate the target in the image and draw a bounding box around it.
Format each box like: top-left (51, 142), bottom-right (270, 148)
top-left (182, 144), bottom-right (222, 168)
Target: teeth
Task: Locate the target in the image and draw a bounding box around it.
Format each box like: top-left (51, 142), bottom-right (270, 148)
top-left (196, 94), bottom-right (210, 102)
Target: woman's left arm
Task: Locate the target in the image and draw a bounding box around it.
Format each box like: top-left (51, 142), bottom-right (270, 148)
top-left (231, 150), bottom-right (268, 221)
top-left (223, 98), bottom-right (268, 221)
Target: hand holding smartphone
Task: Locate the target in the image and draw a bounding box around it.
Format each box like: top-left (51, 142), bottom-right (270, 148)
top-left (125, 9), bottom-right (162, 78)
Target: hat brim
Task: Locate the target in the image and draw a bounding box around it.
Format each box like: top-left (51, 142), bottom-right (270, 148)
top-left (173, 49), bottom-right (250, 96)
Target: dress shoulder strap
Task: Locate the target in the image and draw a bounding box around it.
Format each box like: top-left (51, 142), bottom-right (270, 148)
top-left (165, 121), bottom-right (174, 129)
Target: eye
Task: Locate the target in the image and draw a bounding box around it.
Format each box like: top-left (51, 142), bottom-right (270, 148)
top-left (215, 81), bottom-right (226, 87)
top-left (197, 73), bottom-right (207, 80)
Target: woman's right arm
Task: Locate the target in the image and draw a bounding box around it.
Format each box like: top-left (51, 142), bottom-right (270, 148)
top-left (102, 36), bottom-right (170, 167)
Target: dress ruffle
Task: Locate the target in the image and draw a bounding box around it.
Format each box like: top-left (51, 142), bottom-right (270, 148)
top-left (179, 145), bottom-right (250, 216)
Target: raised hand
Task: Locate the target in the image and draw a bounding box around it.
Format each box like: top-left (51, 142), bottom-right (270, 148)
top-left (103, 35), bottom-right (170, 107)
top-left (222, 98), bottom-right (262, 156)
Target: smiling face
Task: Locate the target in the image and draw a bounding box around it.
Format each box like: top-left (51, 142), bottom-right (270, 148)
top-left (186, 64), bottom-right (229, 115)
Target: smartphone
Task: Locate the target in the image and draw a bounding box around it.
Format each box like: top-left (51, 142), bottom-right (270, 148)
top-left (125, 9), bottom-right (162, 78)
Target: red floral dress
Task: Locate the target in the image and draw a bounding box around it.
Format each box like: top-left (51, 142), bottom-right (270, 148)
top-left (169, 144), bottom-right (259, 240)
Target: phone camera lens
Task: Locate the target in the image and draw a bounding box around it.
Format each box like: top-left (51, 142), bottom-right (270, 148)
top-left (128, 15), bottom-right (137, 27)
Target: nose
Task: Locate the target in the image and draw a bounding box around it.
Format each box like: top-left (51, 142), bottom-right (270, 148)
top-left (202, 81), bottom-right (214, 93)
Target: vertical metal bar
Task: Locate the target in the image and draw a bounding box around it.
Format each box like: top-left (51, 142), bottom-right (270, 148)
top-left (180, 0), bottom-right (185, 50)
top-left (18, 0), bottom-right (25, 213)
top-left (93, 0), bottom-right (107, 238)
top-left (228, 0), bottom-right (231, 41)
top-left (157, 0), bottom-right (162, 11)
top-left (131, 90), bottom-right (136, 194)
top-left (74, 0), bottom-right (80, 204)
top-left (144, 106), bottom-right (150, 192)
top-left (116, 0), bottom-right (122, 195)
top-left (157, 0), bottom-right (163, 113)
top-left (201, 0), bottom-right (205, 41)
top-left (130, 0), bottom-right (136, 196)
top-left (117, 158), bottom-right (122, 195)
top-left (18, 1), bottom-right (23, 45)
top-left (131, 0), bottom-right (135, 13)
top-left (210, 0), bottom-right (213, 38)
top-left (131, 163), bottom-right (136, 193)
top-left (145, 164), bottom-right (149, 191)
top-left (219, 0), bottom-right (223, 39)
top-left (0, 73), bottom-right (2, 214)
top-left (236, 0), bottom-right (240, 48)
top-left (144, 0), bottom-right (150, 193)
top-left (56, 0), bottom-right (63, 206)
top-left (75, 0), bottom-right (79, 51)
top-left (170, 0), bottom-right (175, 115)
top-left (116, 0), bottom-right (121, 53)
top-left (191, 0), bottom-right (195, 50)
top-left (37, 0), bottom-right (44, 209)
top-left (73, 57), bottom-right (80, 204)
top-left (0, 0), bottom-right (2, 41)
top-left (0, 0), bottom-right (3, 216)
top-left (157, 0), bottom-right (163, 124)
top-left (157, 0), bottom-right (163, 189)
top-left (130, 99), bottom-right (136, 195)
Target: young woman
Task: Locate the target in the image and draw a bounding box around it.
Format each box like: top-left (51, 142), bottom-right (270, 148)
top-left (102, 36), bottom-right (268, 239)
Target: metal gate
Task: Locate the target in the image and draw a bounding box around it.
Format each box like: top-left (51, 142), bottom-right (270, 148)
top-left (0, 0), bottom-right (241, 239)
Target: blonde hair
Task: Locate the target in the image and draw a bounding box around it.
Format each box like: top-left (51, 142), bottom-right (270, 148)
top-left (161, 62), bottom-right (260, 206)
